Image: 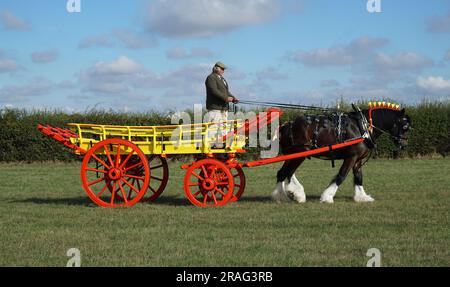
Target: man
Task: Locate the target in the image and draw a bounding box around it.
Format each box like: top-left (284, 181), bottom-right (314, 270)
top-left (205, 61), bottom-right (239, 148)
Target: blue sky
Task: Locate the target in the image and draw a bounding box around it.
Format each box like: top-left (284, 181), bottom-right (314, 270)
top-left (1, 0), bottom-right (450, 112)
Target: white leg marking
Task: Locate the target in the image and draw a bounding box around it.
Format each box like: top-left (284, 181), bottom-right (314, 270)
top-left (320, 183), bottom-right (339, 203)
top-left (289, 174), bottom-right (306, 203)
top-left (272, 180), bottom-right (290, 202)
top-left (354, 185), bottom-right (375, 202)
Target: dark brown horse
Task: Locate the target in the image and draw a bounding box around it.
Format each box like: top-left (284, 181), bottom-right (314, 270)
top-left (272, 106), bottom-right (411, 203)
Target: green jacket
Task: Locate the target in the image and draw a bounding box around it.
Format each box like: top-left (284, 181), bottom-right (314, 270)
top-left (205, 73), bottom-right (234, 111)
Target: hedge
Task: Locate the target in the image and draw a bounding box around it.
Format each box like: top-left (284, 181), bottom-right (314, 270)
top-left (1, 102), bottom-right (449, 162)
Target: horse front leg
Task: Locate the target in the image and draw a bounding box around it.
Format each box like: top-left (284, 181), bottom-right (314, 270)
top-left (320, 157), bottom-right (357, 203)
top-left (353, 160), bottom-right (375, 202)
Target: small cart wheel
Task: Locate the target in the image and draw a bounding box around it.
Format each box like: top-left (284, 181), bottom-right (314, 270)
top-left (184, 159), bottom-right (234, 207)
top-left (81, 138), bottom-right (150, 207)
top-left (228, 165), bottom-right (246, 202)
top-left (142, 155), bottom-right (169, 202)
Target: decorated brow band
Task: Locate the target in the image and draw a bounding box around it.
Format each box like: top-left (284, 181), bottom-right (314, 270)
top-left (368, 101), bottom-right (401, 110)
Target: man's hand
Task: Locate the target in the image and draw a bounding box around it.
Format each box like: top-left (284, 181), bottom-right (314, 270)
top-left (232, 97), bottom-right (239, 103)
top-left (227, 97), bottom-right (235, 103)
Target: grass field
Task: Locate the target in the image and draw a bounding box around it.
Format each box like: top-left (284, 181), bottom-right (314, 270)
top-left (0, 158), bottom-right (449, 267)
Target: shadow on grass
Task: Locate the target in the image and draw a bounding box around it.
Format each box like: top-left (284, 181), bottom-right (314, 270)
top-left (236, 195), bottom-right (273, 203)
top-left (11, 197), bottom-right (94, 207)
top-left (11, 195), bottom-right (192, 207)
top-left (10, 194), bottom-right (353, 207)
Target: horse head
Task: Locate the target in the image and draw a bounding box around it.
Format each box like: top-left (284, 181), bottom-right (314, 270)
top-left (367, 103), bottom-right (412, 150)
top-left (390, 108), bottom-right (412, 150)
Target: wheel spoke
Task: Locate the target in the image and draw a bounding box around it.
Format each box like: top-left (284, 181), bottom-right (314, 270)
top-left (216, 182), bottom-right (230, 186)
top-left (110, 182), bottom-right (117, 204)
top-left (91, 154), bottom-right (110, 169)
top-left (214, 187), bottom-right (226, 196)
top-left (151, 175), bottom-right (163, 182)
top-left (191, 171), bottom-right (204, 181)
top-left (150, 164), bottom-right (163, 170)
top-left (123, 161), bottom-right (143, 173)
top-left (203, 193), bottom-right (209, 204)
top-left (148, 185), bottom-right (156, 194)
top-left (201, 165), bottom-right (209, 179)
top-left (118, 182), bottom-right (129, 204)
top-left (136, 178), bottom-right (142, 191)
top-left (193, 190), bottom-right (202, 197)
top-left (119, 151), bottom-right (136, 169)
top-left (115, 144), bottom-right (121, 168)
top-left (97, 184), bottom-right (109, 197)
top-left (121, 178), bottom-right (140, 194)
top-left (86, 167), bottom-right (107, 174)
top-left (103, 145), bottom-right (115, 168)
top-left (189, 182), bottom-right (200, 186)
top-left (123, 174), bottom-right (146, 180)
top-left (88, 177), bottom-right (105, 187)
top-left (211, 191), bottom-right (218, 205)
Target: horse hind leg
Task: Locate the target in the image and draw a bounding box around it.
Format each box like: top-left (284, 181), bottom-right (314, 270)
top-left (273, 158), bottom-right (306, 203)
top-left (320, 157), bottom-right (357, 203)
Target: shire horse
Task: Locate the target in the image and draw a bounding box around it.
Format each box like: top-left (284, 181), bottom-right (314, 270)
top-left (273, 103), bottom-right (412, 203)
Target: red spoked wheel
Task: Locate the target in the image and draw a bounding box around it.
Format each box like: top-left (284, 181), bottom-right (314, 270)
top-left (184, 159), bottom-right (234, 207)
top-left (80, 138), bottom-right (150, 207)
top-left (228, 165), bottom-right (246, 202)
top-left (143, 155), bottom-right (169, 201)
top-left (107, 155), bottom-right (169, 203)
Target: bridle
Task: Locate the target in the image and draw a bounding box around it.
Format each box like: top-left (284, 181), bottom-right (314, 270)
top-left (367, 102), bottom-right (409, 146)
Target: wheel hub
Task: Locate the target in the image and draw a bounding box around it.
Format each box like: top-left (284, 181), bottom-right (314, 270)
top-left (202, 178), bottom-right (216, 191)
top-left (108, 168), bottom-right (122, 181)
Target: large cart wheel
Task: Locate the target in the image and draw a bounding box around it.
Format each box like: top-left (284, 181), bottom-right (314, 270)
top-left (184, 159), bottom-right (234, 207)
top-left (81, 138), bottom-right (150, 207)
top-left (228, 165), bottom-right (246, 202)
top-left (107, 155), bottom-right (169, 203)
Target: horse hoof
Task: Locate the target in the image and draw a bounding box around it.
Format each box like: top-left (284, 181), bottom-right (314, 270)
top-left (293, 195), bottom-right (306, 203)
top-left (320, 196), bottom-right (334, 204)
top-left (354, 195), bottom-right (375, 203)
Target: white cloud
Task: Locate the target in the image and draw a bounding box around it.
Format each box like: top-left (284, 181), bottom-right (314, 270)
top-left (417, 76), bottom-right (450, 92)
top-left (0, 78), bottom-right (53, 103)
top-left (113, 28), bottom-right (158, 49)
top-left (426, 11), bottom-right (450, 33)
top-left (143, 0), bottom-right (282, 38)
top-left (0, 50), bottom-right (19, 73)
top-left (166, 47), bottom-right (214, 59)
top-left (31, 49), bottom-right (59, 63)
top-left (255, 67), bottom-right (287, 81)
top-left (374, 52), bottom-right (433, 71)
top-left (79, 29), bottom-right (158, 50)
top-left (78, 33), bottom-right (115, 49)
top-left (288, 37), bottom-right (389, 67)
top-left (89, 56), bottom-right (143, 76)
top-left (0, 10), bottom-right (30, 31)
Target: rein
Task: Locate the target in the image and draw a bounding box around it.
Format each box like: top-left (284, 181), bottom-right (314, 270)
top-left (238, 100), bottom-right (339, 113)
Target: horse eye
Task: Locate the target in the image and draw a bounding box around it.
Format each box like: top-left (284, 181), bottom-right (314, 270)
top-left (403, 125), bottom-right (408, 130)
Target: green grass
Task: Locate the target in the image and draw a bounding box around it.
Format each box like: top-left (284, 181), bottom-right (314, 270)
top-left (0, 158), bottom-right (449, 266)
